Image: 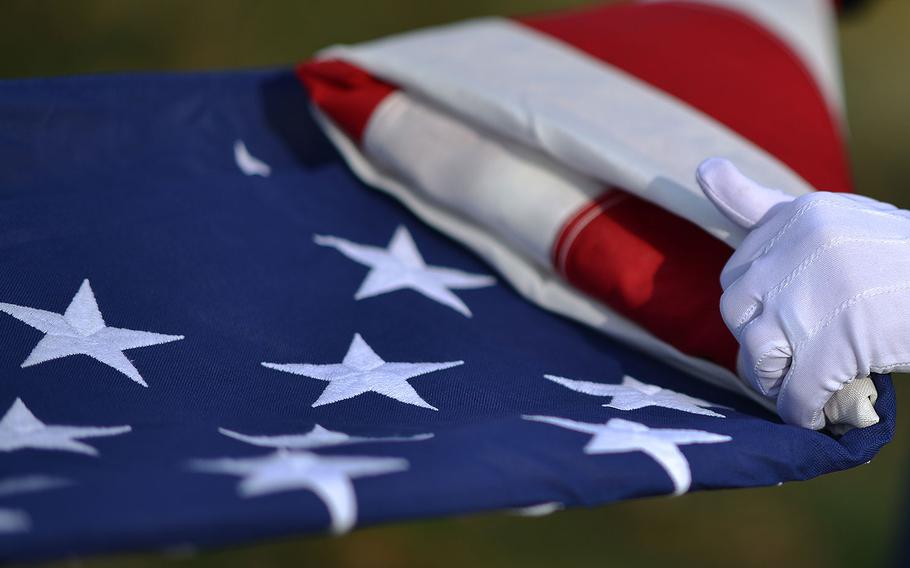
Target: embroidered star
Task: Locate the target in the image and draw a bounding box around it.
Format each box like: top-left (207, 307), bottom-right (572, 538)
top-left (523, 415), bottom-right (731, 495)
top-left (0, 398), bottom-right (131, 456)
top-left (234, 139), bottom-right (271, 177)
top-left (0, 509), bottom-right (29, 534)
top-left (218, 424), bottom-right (433, 450)
top-left (508, 502), bottom-right (564, 517)
top-left (544, 374), bottom-right (729, 418)
top-left (262, 333), bottom-right (462, 410)
top-left (0, 279), bottom-right (184, 387)
top-left (0, 475), bottom-right (70, 533)
top-left (191, 450), bottom-right (408, 533)
top-left (314, 225), bottom-right (495, 317)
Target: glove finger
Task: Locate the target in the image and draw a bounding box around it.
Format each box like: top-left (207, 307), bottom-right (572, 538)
top-left (778, 284), bottom-right (910, 429)
top-left (721, 193), bottom-right (910, 293)
top-left (736, 315), bottom-right (791, 396)
top-left (719, 273), bottom-right (763, 335)
top-left (696, 158), bottom-right (794, 230)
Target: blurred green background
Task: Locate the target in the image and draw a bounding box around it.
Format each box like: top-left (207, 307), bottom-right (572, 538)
top-left (2, 1), bottom-right (909, 566)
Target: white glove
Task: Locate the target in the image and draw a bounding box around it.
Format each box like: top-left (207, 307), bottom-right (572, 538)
top-left (695, 158), bottom-right (903, 430)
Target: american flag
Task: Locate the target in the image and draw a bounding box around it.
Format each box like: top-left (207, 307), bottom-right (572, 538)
top-left (0, 0), bottom-right (893, 562)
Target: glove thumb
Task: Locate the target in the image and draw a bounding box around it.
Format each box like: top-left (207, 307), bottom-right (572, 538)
top-left (696, 158), bottom-right (795, 230)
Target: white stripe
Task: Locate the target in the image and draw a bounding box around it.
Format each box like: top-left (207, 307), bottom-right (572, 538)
top-left (324, 18), bottom-right (814, 249)
top-left (554, 192), bottom-right (626, 276)
top-left (316, 107), bottom-right (774, 410)
top-left (364, 91), bottom-right (602, 267)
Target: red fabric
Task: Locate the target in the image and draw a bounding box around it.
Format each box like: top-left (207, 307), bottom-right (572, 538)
top-left (298, 2), bottom-right (853, 371)
top-left (554, 191), bottom-right (738, 370)
top-left (297, 60), bottom-right (394, 143)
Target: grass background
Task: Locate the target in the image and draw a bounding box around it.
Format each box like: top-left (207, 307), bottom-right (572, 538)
top-left (2, 1), bottom-right (909, 566)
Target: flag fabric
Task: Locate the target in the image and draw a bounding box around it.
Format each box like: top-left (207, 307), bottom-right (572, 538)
top-left (299, 0), bottom-right (856, 410)
top-left (0, 67), bottom-right (895, 563)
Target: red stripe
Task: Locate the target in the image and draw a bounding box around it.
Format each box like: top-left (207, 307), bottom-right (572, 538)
top-left (553, 189), bottom-right (738, 370)
top-left (296, 60), bottom-right (394, 143)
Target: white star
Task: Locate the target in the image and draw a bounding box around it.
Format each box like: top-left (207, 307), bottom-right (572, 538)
top-left (314, 225), bottom-right (495, 317)
top-left (234, 139), bottom-right (271, 177)
top-left (508, 502), bottom-right (564, 517)
top-left (218, 424), bottom-right (433, 449)
top-left (0, 509), bottom-right (29, 534)
top-left (0, 279), bottom-right (184, 387)
top-left (262, 333), bottom-right (462, 410)
top-left (0, 475), bottom-right (71, 534)
top-left (544, 374), bottom-right (729, 418)
top-left (0, 475), bottom-right (70, 497)
top-left (191, 450), bottom-right (408, 533)
top-left (523, 415), bottom-right (731, 495)
top-left (0, 398), bottom-right (131, 456)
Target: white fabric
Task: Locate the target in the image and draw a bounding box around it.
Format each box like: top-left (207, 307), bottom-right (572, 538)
top-left (192, 450), bottom-right (409, 534)
top-left (195, 424), bottom-right (431, 533)
top-left (508, 501), bottom-right (564, 517)
top-left (696, 158), bottom-right (902, 429)
top-left (315, 225), bottom-right (495, 317)
top-left (0, 475), bottom-right (70, 534)
top-left (0, 279), bottom-right (184, 387)
top-left (325, 18), bottom-right (813, 247)
top-left (262, 333), bottom-right (463, 410)
top-left (364, 92), bottom-right (602, 266)
top-left (0, 398), bottom-right (131, 456)
top-left (0, 475), bottom-right (69, 497)
top-left (544, 374), bottom-right (729, 418)
top-left (217, 425), bottom-right (432, 449)
top-left (523, 416), bottom-right (731, 495)
top-left (233, 139), bottom-right (272, 177)
top-left (0, 509), bottom-right (30, 534)
top-left (824, 377), bottom-right (880, 436)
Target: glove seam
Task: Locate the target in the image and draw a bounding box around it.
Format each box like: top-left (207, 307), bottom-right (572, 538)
top-left (734, 236), bottom-right (910, 331)
top-left (796, 283), bottom-right (910, 347)
top-left (756, 283), bottom-right (910, 377)
top-left (752, 198), bottom-right (910, 273)
top-left (759, 283), bottom-right (910, 424)
top-left (871, 362), bottom-right (910, 373)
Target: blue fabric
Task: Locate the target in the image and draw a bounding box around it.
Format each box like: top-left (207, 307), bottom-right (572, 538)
top-left (0, 69), bottom-right (895, 562)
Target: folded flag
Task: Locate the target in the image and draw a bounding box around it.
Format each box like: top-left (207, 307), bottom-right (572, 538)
top-left (299, 0), bottom-right (857, 413)
top-left (0, 1), bottom-right (893, 563)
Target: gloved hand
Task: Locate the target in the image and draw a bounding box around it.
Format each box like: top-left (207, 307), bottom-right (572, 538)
top-left (695, 158), bottom-right (903, 430)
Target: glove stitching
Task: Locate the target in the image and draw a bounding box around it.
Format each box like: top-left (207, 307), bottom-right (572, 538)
top-left (733, 302), bottom-right (760, 332)
top-left (735, 312), bottom-right (760, 343)
top-left (797, 283), bottom-right (910, 347)
top-left (870, 361), bottom-right (910, 373)
top-left (751, 346), bottom-right (788, 385)
top-left (734, 236), bottom-right (910, 330)
top-left (721, 199), bottom-right (869, 318)
top-left (754, 284), bottom-right (910, 389)
top-left (772, 284), bottom-right (910, 427)
top-left (759, 199), bottom-right (851, 259)
top-left (753, 199), bottom-right (910, 269)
